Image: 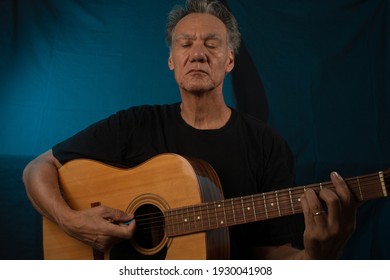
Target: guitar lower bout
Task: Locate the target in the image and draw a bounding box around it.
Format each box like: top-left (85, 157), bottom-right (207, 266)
top-left (43, 153), bottom-right (230, 260)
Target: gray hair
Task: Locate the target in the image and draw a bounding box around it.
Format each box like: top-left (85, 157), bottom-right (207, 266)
top-left (166, 0), bottom-right (241, 53)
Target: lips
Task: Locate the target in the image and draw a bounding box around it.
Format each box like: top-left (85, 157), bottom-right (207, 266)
top-left (187, 69), bottom-right (208, 75)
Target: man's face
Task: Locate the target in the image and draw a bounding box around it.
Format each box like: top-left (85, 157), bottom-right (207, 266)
top-left (168, 13), bottom-right (235, 95)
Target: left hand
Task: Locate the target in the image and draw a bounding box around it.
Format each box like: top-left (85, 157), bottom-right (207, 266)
top-left (300, 171), bottom-right (357, 259)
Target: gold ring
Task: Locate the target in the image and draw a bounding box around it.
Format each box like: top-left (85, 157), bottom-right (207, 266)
top-left (313, 211), bottom-right (325, 216)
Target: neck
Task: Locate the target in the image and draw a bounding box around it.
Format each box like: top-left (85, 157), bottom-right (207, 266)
top-left (180, 93), bottom-right (231, 130)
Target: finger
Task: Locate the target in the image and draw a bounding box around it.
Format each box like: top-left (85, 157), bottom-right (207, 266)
top-left (318, 187), bottom-right (341, 227)
top-left (304, 189), bottom-right (323, 213)
top-left (106, 219), bottom-right (137, 239)
top-left (95, 206), bottom-right (136, 239)
top-left (331, 172), bottom-right (353, 205)
top-left (301, 189), bottom-right (327, 227)
top-left (100, 206), bottom-right (134, 223)
top-left (300, 193), bottom-right (311, 223)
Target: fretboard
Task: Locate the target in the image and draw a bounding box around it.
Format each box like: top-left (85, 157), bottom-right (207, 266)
top-left (165, 169), bottom-right (390, 237)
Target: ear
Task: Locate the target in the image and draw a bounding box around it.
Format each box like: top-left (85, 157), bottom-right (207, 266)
top-left (168, 53), bottom-right (174, 71)
top-left (225, 50), bottom-right (235, 73)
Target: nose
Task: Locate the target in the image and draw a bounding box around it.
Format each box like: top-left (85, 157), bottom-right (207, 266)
top-left (189, 45), bottom-right (207, 63)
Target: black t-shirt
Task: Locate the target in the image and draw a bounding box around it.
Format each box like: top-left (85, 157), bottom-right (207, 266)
top-left (53, 103), bottom-right (304, 259)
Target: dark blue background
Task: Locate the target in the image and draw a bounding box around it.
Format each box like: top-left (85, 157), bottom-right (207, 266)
top-left (0, 0), bottom-right (389, 259)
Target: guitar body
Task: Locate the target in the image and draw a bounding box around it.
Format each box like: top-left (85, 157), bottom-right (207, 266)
top-left (43, 153), bottom-right (229, 260)
top-left (43, 152), bottom-right (390, 260)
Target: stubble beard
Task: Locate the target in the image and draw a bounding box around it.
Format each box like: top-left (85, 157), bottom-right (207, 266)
top-left (179, 75), bottom-right (216, 97)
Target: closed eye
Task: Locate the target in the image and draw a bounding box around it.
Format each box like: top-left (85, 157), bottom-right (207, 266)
top-left (205, 38), bottom-right (221, 49)
top-left (205, 43), bottom-right (216, 48)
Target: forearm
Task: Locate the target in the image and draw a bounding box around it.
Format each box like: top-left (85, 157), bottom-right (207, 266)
top-left (23, 150), bottom-right (72, 224)
top-left (253, 244), bottom-right (312, 260)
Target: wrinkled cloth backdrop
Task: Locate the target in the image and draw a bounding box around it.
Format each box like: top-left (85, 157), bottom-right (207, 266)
top-left (0, 0), bottom-right (389, 259)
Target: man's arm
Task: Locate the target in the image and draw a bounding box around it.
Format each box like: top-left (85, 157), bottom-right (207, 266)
top-left (23, 150), bottom-right (136, 252)
top-left (23, 150), bottom-right (69, 222)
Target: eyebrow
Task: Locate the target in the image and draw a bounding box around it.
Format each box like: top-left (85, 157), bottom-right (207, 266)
top-left (174, 33), bottom-right (223, 42)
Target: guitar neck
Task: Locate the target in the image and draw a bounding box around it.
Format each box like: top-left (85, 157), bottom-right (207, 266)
top-left (165, 170), bottom-right (390, 237)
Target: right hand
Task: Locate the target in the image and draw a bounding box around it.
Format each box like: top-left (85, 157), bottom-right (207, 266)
top-left (58, 205), bottom-right (136, 252)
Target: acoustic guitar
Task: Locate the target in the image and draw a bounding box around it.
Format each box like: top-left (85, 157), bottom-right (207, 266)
top-left (42, 153), bottom-right (389, 259)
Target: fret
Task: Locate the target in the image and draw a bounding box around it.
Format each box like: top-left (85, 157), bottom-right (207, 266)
top-left (173, 209), bottom-right (177, 234)
top-left (231, 199), bottom-right (236, 224)
top-left (206, 203), bottom-right (211, 229)
top-left (177, 209), bottom-right (182, 234)
top-left (288, 188), bottom-right (295, 214)
top-left (219, 201), bottom-right (226, 226)
top-left (165, 212), bottom-right (172, 235)
top-left (275, 191), bottom-right (281, 216)
top-left (241, 196), bottom-right (256, 223)
top-left (192, 205), bottom-right (198, 230)
top-left (251, 195), bottom-right (257, 220)
top-left (191, 211), bottom-right (196, 231)
top-left (210, 202), bottom-right (218, 229)
top-left (379, 171), bottom-right (388, 197)
top-left (356, 176), bottom-right (363, 200)
top-left (262, 193), bottom-right (269, 219)
top-left (241, 197), bottom-right (247, 223)
top-left (197, 205), bottom-right (207, 228)
top-left (213, 202), bottom-right (218, 226)
top-left (173, 212), bottom-right (178, 234)
top-left (192, 205), bottom-right (197, 229)
top-left (198, 205), bottom-right (207, 228)
top-left (183, 208), bottom-right (189, 232)
top-left (222, 199), bottom-right (234, 226)
top-left (252, 194), bottom-right (265, 220)
top-left (290, 188), bottom-right (303, 213)
top-left (232, 198), bottom-right (244, 224)
top-left (170, 210), bottom-right (174, 233)
top-left (208, 202), bottom-right (217, 229)
top-left (264, 192), bottom-right (279, 218)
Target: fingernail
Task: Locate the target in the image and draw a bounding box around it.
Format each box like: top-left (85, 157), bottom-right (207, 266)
top-left (332, 171), bottom-right (342, 180)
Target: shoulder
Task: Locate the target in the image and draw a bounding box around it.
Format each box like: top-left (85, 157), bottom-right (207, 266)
top-left (105, 103), bottom-right (179, 126)
top-left (235, 110), bottom-right (286, 144)
top-left (115, 103), bottom-right (179, 119)
top-left (234, 110), bottom-right (293, 164)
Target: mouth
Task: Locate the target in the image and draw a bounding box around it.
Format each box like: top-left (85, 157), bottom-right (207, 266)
top-left (187, 69), bottom-right (208, 75)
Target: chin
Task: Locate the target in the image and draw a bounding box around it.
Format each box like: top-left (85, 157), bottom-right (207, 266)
top-left (186, 87), bottom-right (214, 96)
top-left (181, 82), bottom-right (215, 95)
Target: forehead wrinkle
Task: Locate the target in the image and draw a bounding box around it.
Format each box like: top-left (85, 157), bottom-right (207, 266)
top-left (204, 33), bottom-right (223, 42)
top-left (175, 33), bottom-right (196, 41)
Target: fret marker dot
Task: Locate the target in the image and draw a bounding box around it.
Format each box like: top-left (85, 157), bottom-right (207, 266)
top-left (297, 198), bottom-right (301, 202)
top-left (271, 203), bottom-right (274, 206)
top-left (247, 207), bottom-right (250, 211)
top-left (218, 204), bottom-right (221, 208)
top-left (220, 221), bottom-right (224, 224)
top-left (184, 218), bottom-right (188, 222)
top-left (197, 216), bottom-right (201, 220)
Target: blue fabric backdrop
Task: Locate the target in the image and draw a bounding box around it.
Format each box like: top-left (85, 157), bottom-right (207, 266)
top-left (0, 0), bottom-right (389, 259)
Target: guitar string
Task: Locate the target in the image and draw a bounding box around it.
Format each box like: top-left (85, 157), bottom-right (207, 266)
top-left (132, 174), bottom-right (388, 231)
top-left (133, 173), bottom-right (387, 225)
top-left (132, 171), bottom-right (390, 223)
top-left (133, 178), bottom-right (385, 230)
top-left (130, 175), bottom-right (388, 238)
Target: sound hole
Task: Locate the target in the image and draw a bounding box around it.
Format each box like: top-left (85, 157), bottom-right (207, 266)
top-left (133, 203), bottom-right (165, 250)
